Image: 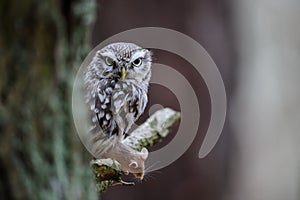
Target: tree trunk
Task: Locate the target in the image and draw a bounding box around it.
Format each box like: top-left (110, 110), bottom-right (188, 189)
top-left (0, 0), bottom-right (98, 199)
top-left (229, 0), bottom-right (300, 199)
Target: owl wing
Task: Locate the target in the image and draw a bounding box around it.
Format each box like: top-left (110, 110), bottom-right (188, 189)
top-left (123, 85), bottom-right (148, 134)
top-left (133, 85), bottom-right (148, 119)
top-left (93, 78), bottom-right (119, 137)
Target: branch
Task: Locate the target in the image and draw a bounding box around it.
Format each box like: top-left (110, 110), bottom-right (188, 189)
top-left (90, 108), bottom-right (181, 193)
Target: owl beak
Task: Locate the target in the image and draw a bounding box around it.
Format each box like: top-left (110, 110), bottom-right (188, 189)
top-left (121, 67), bottom-right (126, 80)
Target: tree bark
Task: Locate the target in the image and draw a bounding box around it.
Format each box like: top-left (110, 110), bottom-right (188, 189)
top-left (0, 0), bottom-right (98, 199)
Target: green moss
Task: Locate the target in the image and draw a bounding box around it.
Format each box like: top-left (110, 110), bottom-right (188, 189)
top-left (150, 117), bottom-right (158, 127)
top-left (91, 159), bottom-right (134, 193)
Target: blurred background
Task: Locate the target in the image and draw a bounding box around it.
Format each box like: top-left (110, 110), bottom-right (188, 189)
top-left (0, 0), bottom-right (299, 200)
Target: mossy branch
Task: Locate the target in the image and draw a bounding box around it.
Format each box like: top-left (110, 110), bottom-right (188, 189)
top-left (90, 108), bottom-right (181, 193)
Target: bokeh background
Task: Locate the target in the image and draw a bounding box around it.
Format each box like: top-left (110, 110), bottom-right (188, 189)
top-left (1, 0), bottom-right (300, 200)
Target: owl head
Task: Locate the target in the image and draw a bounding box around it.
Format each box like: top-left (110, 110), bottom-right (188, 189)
top-left (92, 42), bottom-right (152, 84)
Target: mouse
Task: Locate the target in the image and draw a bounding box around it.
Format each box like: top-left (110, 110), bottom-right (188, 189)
top-left (93, 139), bottom-right (148, 180)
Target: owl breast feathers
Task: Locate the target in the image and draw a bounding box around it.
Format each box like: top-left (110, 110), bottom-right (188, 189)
top-left (84, 42), bottom-right (152, 144)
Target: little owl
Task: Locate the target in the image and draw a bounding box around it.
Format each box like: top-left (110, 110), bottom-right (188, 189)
top-left (84, 42), bottom-right (152, 179)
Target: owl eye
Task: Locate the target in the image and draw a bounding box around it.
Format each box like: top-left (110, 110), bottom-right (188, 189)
top-left (132, 58), bottom-right (142, 67)
top-left (105, 57), bottom-right (114, 66)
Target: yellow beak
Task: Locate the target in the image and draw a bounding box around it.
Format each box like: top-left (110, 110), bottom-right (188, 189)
top-left (121, 67), bottom-right (126, 80)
